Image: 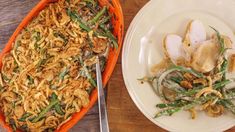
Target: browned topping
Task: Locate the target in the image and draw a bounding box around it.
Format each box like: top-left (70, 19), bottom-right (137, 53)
top-left (205, 104), bottom-right (224, 117)
top-left (183, 73), bottom-right (195, 81)
top-left (92, 37), bottom-right (108, 53)
top-left (180, 80), bottom-right (193, 89)
top-left (229, 54), bottom-right (235, 72)
top-left (188, 108), bottom-right (196, 119)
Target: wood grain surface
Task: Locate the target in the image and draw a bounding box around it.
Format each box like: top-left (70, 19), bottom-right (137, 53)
top-left (106, 0), bottom-right (166, 131)
top-left (1, 0), bottom-right (235, 132)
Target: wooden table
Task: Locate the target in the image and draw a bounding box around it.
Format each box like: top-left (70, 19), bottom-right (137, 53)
top-left (0, 0), bottom-right (235, 132)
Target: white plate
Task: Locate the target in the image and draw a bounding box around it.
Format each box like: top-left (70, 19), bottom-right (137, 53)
top-left (122, 0), bottom-right (235, 132)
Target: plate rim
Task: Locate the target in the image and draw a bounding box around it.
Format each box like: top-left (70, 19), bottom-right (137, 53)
top-left (122, 0), bottom-right (235, 131)
top-left (122, 0), bottom-right (176, 131)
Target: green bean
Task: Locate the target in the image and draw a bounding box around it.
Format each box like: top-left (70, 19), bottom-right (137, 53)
top-left (18, 113), bottom-right (32, 122)
top-left (169, 65), bottom-right (204, 78)
top-left (214, 80), bottom-right (231, 90)
top-left (11, 101), bottom-right (16, 109)
top-left (221, 59), bottom-right (228, 73)
top-left (78, 56), bottom-right (84, 65)
top-left (67, 8), bottom-right (118, 49)
top-left (59, 67), bottom-right (69, 80)
top-left (51, 93), bottom-right (65, 115)
top-left (66, 9), bottom-right (92, 32)
top-left (13, 66), bottom-right (19, 73)
top-left (48, 128), bottom-right (54, 132)
top-left (40, 48), bottom-right (46, 57)
top-left (225, 89), bottom-right (235, 99)
top-left (154, 107), bottom-right (181, 118)
top-left (66, 0), bottom-right (70, 3)
top-left (54, 32), bottom-right (68, 44)
top-left (155, 67), bottom-right (204, 100)
top-left (219, 58), bottom-right (228, 96)
top-left (85, 66), bottom-right (97, 87)
top-left (156, 100), bottom-right (188, 109)
top-left (85, 3), bottom-right (97, 14)
top-left (83, 0), bottom-right (97, 7)
top-left (51, 92), bottom-right (57, 101)
top-left (187, 96), bottom-right (215, 106)
top-left (31, 95), bottom-right (59, 123)
top-left (0, 86), bottom-right (3, 92)
top-left (100, 15), bottom-right (112, 25)
top-left (87, 36), bottom-right (94, 48)
top-left (79, 57), bottom-right (97, 87)
top-left (1, 73), bottom-right (10, 82)
top-left (99, 24), bottom-right (118, 49)
top-left (27, 75), bottom-right (34, 85)
top-left (155, 96), bottom-right (216, 118)
top-left (218, 99), bottom-right (235, 115)
top-left (170, 77), bottom-right (182, 84)
top-left (35, 32), bottom-right (40, 41)
top-left (221, 59), bottom-right (228, 83)
top-left (36, 58), bottom-right (47, 68)
top-left (55, 104), bottom-right (64, 115)
top-left (178, 80), bottom-right (231, 96)
top-left (89, 6), bottom-right (107, 25)
top-left (32, 32), bottom-right (40, 50)
top-left (14, 41), bottom-right (21, 50)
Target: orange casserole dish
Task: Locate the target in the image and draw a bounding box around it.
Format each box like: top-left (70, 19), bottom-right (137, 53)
top-left (0, 0), bottom-right (124, 131)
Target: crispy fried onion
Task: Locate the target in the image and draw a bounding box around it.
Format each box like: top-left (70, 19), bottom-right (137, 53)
top-left (188, 108), bottom-right (196, 119)
top-left (195, 76), bottom-right (222, 98)
top-left (202, 101), bottom-right (224, 117)
top-left (0, 0), bottom-right (112, 131)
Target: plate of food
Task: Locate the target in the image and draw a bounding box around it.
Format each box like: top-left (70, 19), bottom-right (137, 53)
top-left (0, 0), bottom-right (123, 131)
top-left (122, 0), bottom-right (235, 131)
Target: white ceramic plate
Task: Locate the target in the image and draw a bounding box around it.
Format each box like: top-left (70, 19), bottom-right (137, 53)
top-left (122, 0), bottom-right (235, 131)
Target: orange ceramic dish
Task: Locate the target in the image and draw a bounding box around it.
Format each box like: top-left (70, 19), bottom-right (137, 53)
top-left (0, 0), bottom-right (124, 131)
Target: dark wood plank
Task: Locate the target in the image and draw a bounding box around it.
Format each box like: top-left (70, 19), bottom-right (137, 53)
top-left (70, 103), bottom-right (100, 132)
top-left (0, 0), bottom-right (39, 48)
top-left (107, 64), bottom-right (166, 132)
top-left (107, 0), bottom-right (165, 131)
